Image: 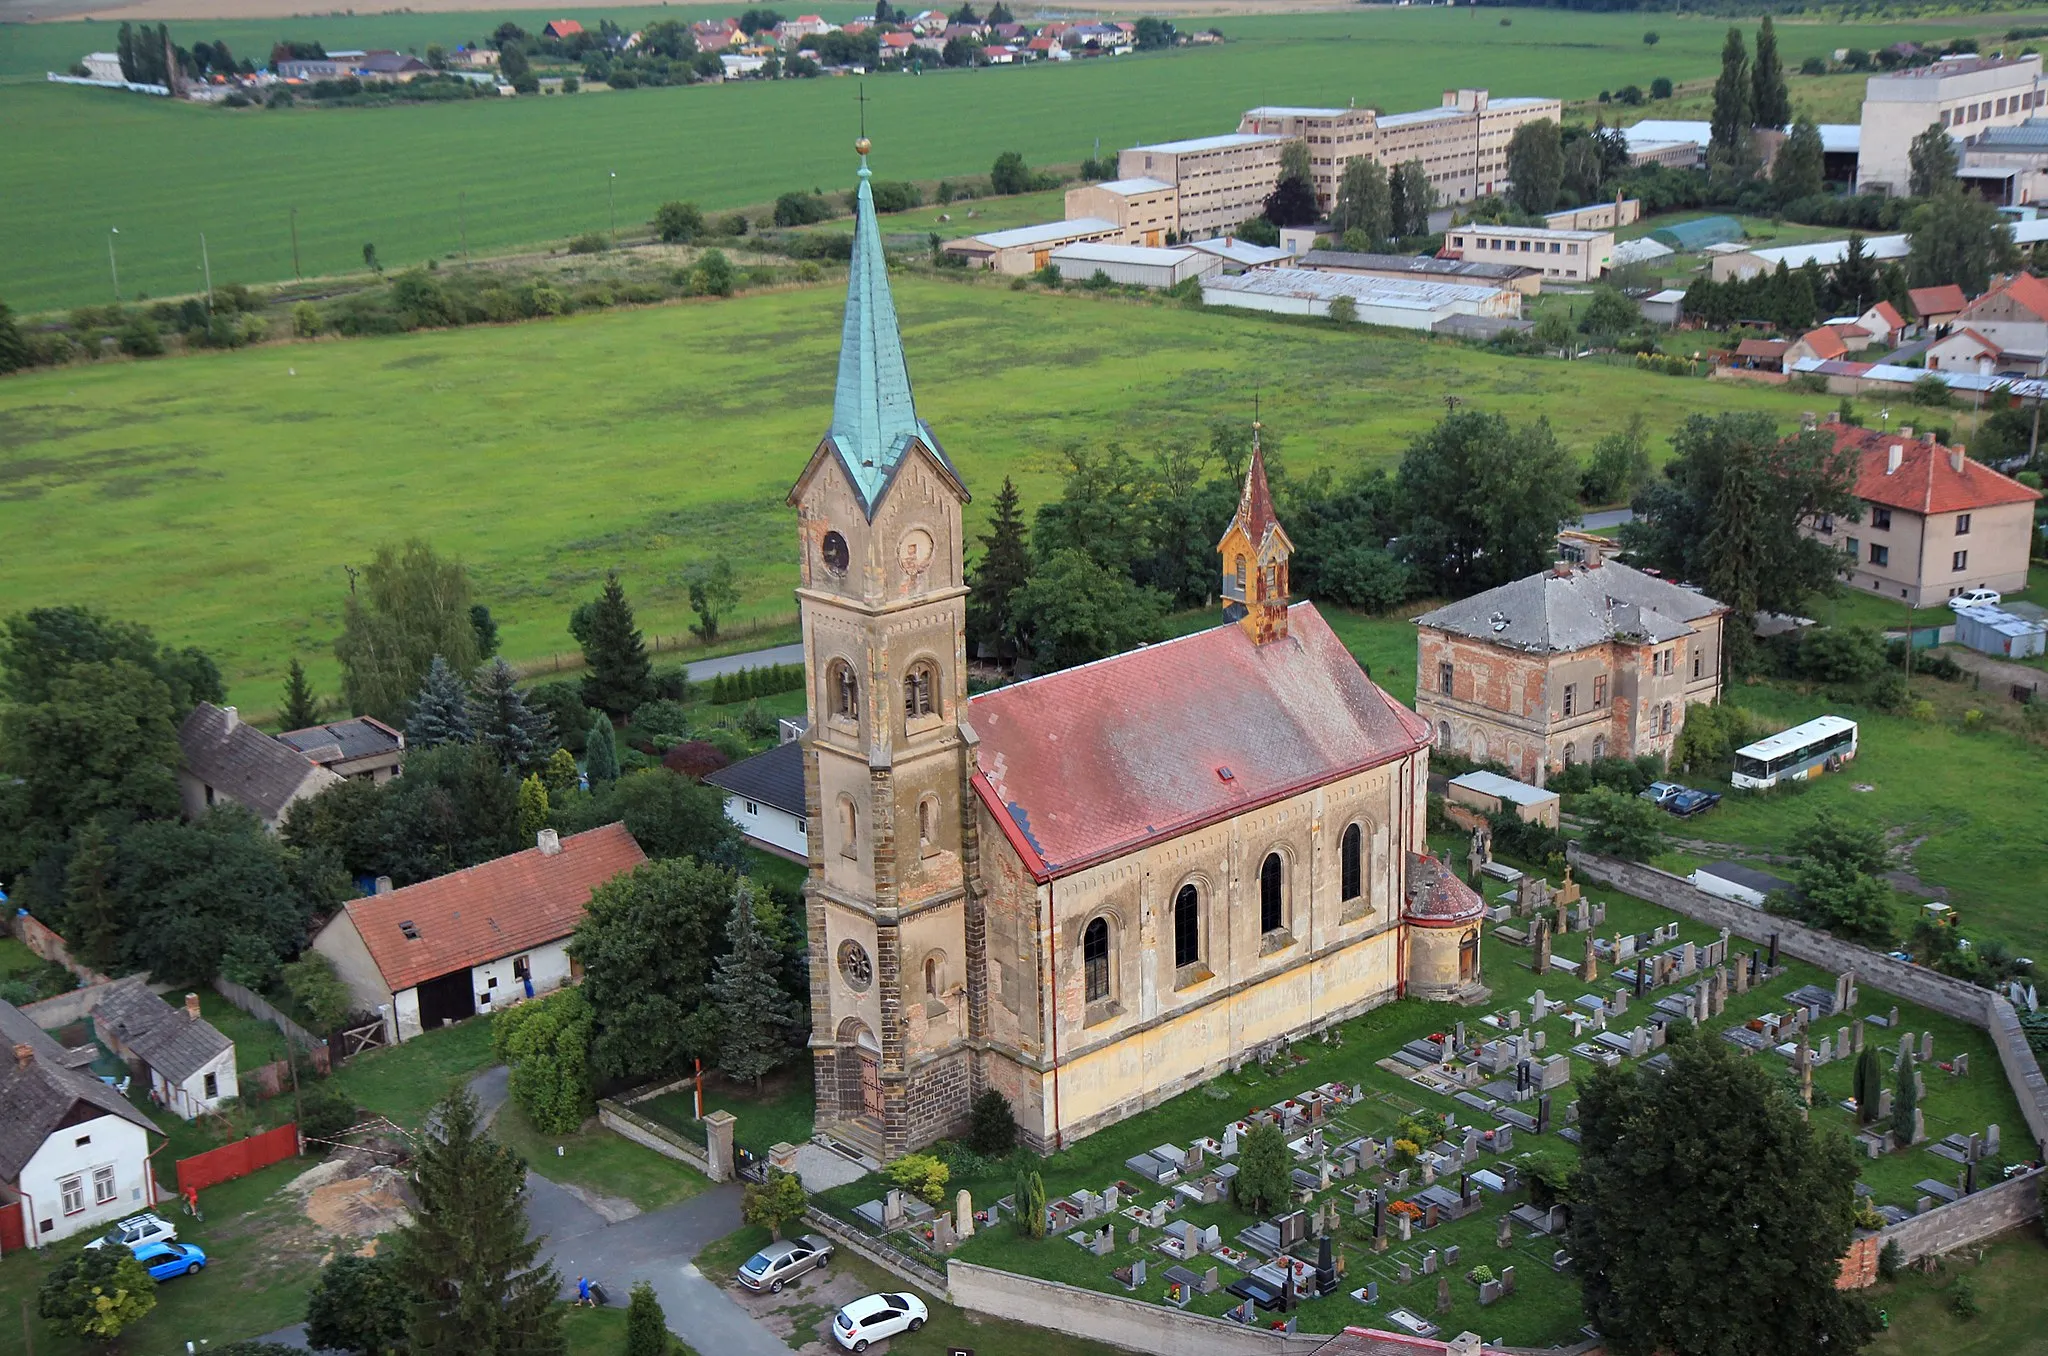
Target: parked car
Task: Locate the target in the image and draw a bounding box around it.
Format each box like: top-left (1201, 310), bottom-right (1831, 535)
top-left (134, 1240), bottom-right (208, 1281)
top-left (1666, 787), bottom-right (1723, 817)
top-left (1949, 587), bottom-right (2002, 611)
top-left (832, 1292), bottom-right (928, 1351)
top-left (84, 1213), bottom-right (177, 1252)
top-left (1639, 781), bottom-right (1684, 808)
top-left (738, 1235), bottom-right (833, 1293)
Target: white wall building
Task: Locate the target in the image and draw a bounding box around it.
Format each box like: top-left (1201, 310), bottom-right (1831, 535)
top-left (1201, 268), bottom-right (1521, 331)
top-left (1047, 241), bottom-right (1222, 288)
top-left (705, 737), bottom-right (809, 862)
top-left (91, 981), bottom-right (237, 1122)
top-left (1858, 54), bottom-right (2048, 195)
top-left (81, 52), bottom-right (123, 81)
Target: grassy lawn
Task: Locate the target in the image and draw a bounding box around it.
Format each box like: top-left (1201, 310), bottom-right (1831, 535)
top-left (0, 9), bottom-right (2022, 310)
top-left (744, 847), bottom-right (810, 897)
top-left (641, 1067), bottom-right (816, 1158)
top-left (0, 274), bottom-right (1844, 715)
top-left (326, 1014), bottom-right (498, 1129)
top-left (1810, 573), bottom-right (2048, 634)
top-left (1865, 1226), bottom-right (2048, 1356)
top-left (196, 988), bottom-right (290, 1073)
top-left (489, 1099), bottom-right (712, 1214)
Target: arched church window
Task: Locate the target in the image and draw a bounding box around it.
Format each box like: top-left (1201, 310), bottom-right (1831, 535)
top-left (821, 530), bottom-right (850, 576)
top-left (1562, 741), bottom-right (1577, 767)
top-left (1260, 852), bottom-right (1285, 934)
top-left (831, 661), bottom-right (859, 721)
top-left (838, 794), bottom-right (858, 858)
top-left (1174, 885), bottom-right (1200, 969)
top-left (918, 795), bottom-right (937, 851)
top-left (1592, 734), bottom-right (1607, 761)
top-left (1340, 824), bottom-right (1363, 902)
top-left (1438, 721), bottom-right (1452, 748)
top-left (904, 663), bottom-right (936, 721)
top-left (1083, 918), bottom-right (1111, 1003)
top-left (1264, 563), bottom-right (1279, 597)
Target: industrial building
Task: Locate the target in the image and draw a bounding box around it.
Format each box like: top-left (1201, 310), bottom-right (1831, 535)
top-left (943, 217), bottom-right (1121, 274)
top-left (1200, 268), bottom-right (1521, 331)
top-left (1857, 54), bottom-right (2048, 196)
top-left (1062, 177), bottom-right (1180, 246)
top-left (1297, 248), bottom-right (1543, 296)
top-left (1116, 132), bottom-right (1291, 238)
top-left (1046, 241), bottom-right (1221, 288)
top-left (1440, 223), bottom-right (1614, 282)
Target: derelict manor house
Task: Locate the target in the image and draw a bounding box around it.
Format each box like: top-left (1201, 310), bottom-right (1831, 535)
top-left (793, 140), bottom-right (1487, 1162)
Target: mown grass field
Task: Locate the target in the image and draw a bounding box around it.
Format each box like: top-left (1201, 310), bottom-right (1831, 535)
top-left (0, 274), bottom-right (1834, 709)
top-left (0, 8), bottom-right (2025, 311)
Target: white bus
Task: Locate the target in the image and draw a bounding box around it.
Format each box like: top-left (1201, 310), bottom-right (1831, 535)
top-left (1731, 716), bottom-right (1859, 790)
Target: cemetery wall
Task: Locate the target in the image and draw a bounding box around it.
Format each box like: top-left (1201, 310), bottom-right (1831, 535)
top-left (595, 1101), bottom-right (714, 1177)
top-left (807, 1206), bottom-right (953, 1298)
top-left (1875, 1168), bottom-right (2043, 1269)
top-left (946, 1262), bottom-right (1329, 1356)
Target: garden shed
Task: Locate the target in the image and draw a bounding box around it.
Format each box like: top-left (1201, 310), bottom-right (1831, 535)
top-left (1648, 215), bottom-right (1744, 251)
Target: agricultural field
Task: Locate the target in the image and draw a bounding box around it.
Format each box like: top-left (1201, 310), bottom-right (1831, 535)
top-left (0, 8), bottom-right (2030, 311)
top-left (0, 271), bottom-right (1832, 709)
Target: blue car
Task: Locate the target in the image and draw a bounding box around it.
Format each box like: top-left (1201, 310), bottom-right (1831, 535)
top-left (134, 1241), bottom-right (208, 1281)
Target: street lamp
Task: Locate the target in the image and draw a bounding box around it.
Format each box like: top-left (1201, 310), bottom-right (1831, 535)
top-left (608, 171), bottom-right (617, 238)
top-left (107, 227), bottom-right (120, 301)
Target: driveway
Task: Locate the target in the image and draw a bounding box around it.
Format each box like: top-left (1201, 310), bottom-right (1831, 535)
top-left (686, 643), bottom-right (804, 681)
top-left (1940, 645), bottom-right (2045, 697)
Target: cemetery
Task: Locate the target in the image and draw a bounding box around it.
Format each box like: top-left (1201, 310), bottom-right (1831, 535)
top-left (815, 858), bottom-right (2031, 1348)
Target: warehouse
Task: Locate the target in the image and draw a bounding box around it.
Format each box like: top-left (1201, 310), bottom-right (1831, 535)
top-left (942, 217), bottom-right (1121, 274)
top-left (1047, 241), bottom-right (1220, 289)
top-left (1200, 268), bottom-right (1521, 331)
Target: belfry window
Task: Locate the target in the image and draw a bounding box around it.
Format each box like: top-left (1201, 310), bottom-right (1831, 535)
top-left (904, 663), bottom-right (935, 721)
top-left (831, 661), bottom-right (858, 720)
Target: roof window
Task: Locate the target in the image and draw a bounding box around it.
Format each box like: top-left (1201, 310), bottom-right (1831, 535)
top-left (399, 921), bottom-right (420, 940)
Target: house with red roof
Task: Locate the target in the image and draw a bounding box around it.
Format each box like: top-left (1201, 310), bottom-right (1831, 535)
top-left (310, 824), bottom-right (645, 1043)
top-left (1784, 324), bottom-right (1851, 368)
top-left (1928, 272), bottom-right (2048, 374)
top-left (541, 18), bottom-right (584, 39)
top-left (1855, 300), bottom-right (1907, 347)
top-left (791, 143), bottom-right (1464, 1160)
top-left (1815, 419), bottom-right (2042, 606)
top-left (1924, 326), bottom-right (2023, 374)
top-left (1907, 283), bottom-right (1967, 334)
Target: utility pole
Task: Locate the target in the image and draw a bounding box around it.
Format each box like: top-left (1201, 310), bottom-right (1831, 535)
top-left (200, 232), bottom-right (213, 313)
top-left (290, 206), bottom-right (301, 280)
top-left (608, 170), bottom-right (617, 238)
top-left (107, 227), bottom-right (120, 301)
top-left (459, 190), bottom-right (468, 262)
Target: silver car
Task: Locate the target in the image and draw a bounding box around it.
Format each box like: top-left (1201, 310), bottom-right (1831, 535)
top-left (737, 1234), bottom-right (834, 1293)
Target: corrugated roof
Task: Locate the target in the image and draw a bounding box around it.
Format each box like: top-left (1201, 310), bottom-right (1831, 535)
top-left (179, 703), bottom-right (339, 823)
top-left (704, 739), bottom-right (806, 817)
top-left (1242, 104), bottom-right (1353, 118)
top-left (969, 604), bottom-right (1428, 879)
top-left (1751, 234), bottom-right (1910, 269)
top-left (973, 217), bottom-right (1119, 250)
top-left (1185, 237), bottom-right (1290, 266)
top-left (338, 823), bottom-right (646, 993)
top-left (1376, 106), bottom-right (1463, 129)
top-left (1414, 560), bottom-right (1725, 654)
top-left (1204, 268), bottom-right (1510, 310)
top-left (1301, 250), bottom-right (1537, 281)
top-left (0, 1000), bottom-right (160, 1182)
top-left (1091, 177), bottom-right (1174, 195)
top-left (1049, 241), bottom-right (1202, 268)
top-left (1449, 770), bottom-right (1557, 807)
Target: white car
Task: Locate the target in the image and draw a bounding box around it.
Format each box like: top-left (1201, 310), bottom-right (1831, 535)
top-left (831, 1291), bottom-right (929, 1351)
top-left (84, 1212), bottom-right (177, 1252)
top-left (1949, 587), bottom-right (2003, 612)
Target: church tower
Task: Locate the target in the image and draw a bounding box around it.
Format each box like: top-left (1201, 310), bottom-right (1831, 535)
top-left (1217, 428), bottom-right (1294, 645)
top-left (789, 138), bottom-right (980, 1161)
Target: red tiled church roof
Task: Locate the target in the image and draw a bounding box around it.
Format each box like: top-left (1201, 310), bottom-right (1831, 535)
top-left (1829, 424), bottom-right (2042, 515)
top-left (969, 604), bottom-right (1430, 880)
top-left (342, 824), bottom-right (646, 992)
top-left (1404, 853), bottom-right (1484, 925)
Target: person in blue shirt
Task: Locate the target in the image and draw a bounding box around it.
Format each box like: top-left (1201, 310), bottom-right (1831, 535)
top-left (577, 1276), bottom-right (592, 1307)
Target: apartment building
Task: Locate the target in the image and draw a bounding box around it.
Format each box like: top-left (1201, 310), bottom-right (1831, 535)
top-left (1064, 177), bottom-right (1180, 246)
top-left (1857, 54), bottom-right (2048, 195)
top-left (1442, 224), bottom-right (1614, 282)
top-left (1118, 132), bottom-right (1290, 237)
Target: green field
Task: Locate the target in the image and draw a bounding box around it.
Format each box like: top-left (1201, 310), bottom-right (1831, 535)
top-left (0, 8), bottom-right (2026, 311)
top-left (0, 274), bottom-right (1835, 709)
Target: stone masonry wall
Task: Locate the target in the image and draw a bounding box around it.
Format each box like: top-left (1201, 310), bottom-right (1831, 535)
top-left (1876, 1168), bottom-right (2043, 1264)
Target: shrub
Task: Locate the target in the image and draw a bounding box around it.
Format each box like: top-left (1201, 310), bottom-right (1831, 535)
top-left (654, 200), bottom-right (704, 243)
top-left (888, 1152), bottom-right (950, 1204)
top-left (773, 192), bottom-right (834, 227)
top-left (567, 232), bottom-right (611, 255)
top-left (40, 1247), bottom-right (155, 1339)
top-left (1951, 1275), bottom-right (1979, 1318)
top-left (1327, 295), bottom-right (1357, 324)
top-left (1878, 1238), bottom-right (1905, 1278)
top-left (526, 284), bottom-right (568, 316)
top-left (1911, 373), bottom-right (1952, 407)
top-left (298, 1084), bottom-right (358, 1141)
top-left (797, 260), bottom-right (823, 282)
top-left (391, 270), bottom-right (455, 328)
top-left (968, 1089), bottom-right (1017, 1156)
top-left (695, 250), bottom-right (736, 297)
top-left (492, 986), bottom-right (595, 1134)
top-left (282, 952), bottom-right (354, 1033)
top-left (631, 699), bottom-right (693, 738)
top-left (741, 1167), bottom-right (809, 1239)
top-left (723, 212), bottom-right (751, 236)
top-left (119, 315), bottom-right (164, 357)
top-left (292, 301), bottom-right (321, 337)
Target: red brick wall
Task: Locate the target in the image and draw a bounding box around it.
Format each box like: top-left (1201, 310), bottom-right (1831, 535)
top-left (1837, 1232), bottom-right (1881, 1289)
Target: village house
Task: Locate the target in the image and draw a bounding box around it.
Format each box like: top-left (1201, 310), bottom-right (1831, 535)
top-left (1784, 324), bottom-right (1853, 368)
top-left (310, 824), bottom-right (645, 1044)
top-left (1924, 272), bottom-right (2048, 374)
top-left (277, 715), bottom-right (406, 784)
top-left (90, 980), bottom-right (236, 1121)
top-left (0, 1001), bottom-right (163, 1247)
top-left (706, 736), bottom-right (807, 862)
top-left (1908, 284), bottom-right (1968, 334)
top-left (1814, 421), bottom-right (2043, 606)
top-left (1414, 559), bottom-right (1729, 784)
top-left (178, 702), bottom-right (342, 831)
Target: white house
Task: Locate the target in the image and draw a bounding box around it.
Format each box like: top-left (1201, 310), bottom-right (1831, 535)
top-left (704, 736), bottom-right (808, 862)
top-left (310, 824), bottom-right (646, 1044)
top-left (178, 702), bottom-right (341, 831)
top-left (90, 981), bottom-right (236, 1121)
top-left (1, 1001), bottom-right (162, 1247)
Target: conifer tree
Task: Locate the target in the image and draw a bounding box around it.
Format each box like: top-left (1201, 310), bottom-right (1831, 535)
top-left (1752, 16), bottom-right (1791, 129)
top-left (624, 1281), bottom-right (668, 1356)
top-left (1853, 1044), bottom-right (1883, 1123)
top-left (542, 747), bottom-right (581, 796)
top-left (714, 884), bottom-right (803, 1089)
top-left (1709, 27), bottom-right (1754, 180)
top-left (280, 657), bottom-right (321, 730)
top-left (966, 477), bottom-right (1031, 660)
top-left (407, 655), bottom-right (472, 748)
top-left (390, 1088), bottom-right (565, 1356)
top-left (1833, 233), bottom-right (1878, 315)
top-left (1892, 1051), bottom-right (1918, 1144)
top-left (517, 774), bottom-right (550, 841)
top-left (468, 657), bottom-right (554, 773)
top-left (64, 818), bottom-right (124, 972)
top-left (585, 712), bottom-right (620, 786)
top-left (578, 572), bottom-right (653, 719)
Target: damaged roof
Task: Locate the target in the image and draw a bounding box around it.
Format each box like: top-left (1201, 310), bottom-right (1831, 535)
top-left (969, 604), bottom-right (1430, 880)
top-left (1413, 560), bottom-right (1725, 654)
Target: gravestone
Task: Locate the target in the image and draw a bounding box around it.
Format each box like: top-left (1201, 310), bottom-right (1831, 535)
top-left (1988, 1124), bottom-right (2001, 1156)
top-left (1899, 1033), bottom-right (1914, 1067)
top-left (1445, 1245), bottom-right (1461, 1267)
top-left (1495, 1125), bottom-right (1515, 1152)
top-left (1507, 1010), bottom-right (1521, 1032)
top-left (1536, 1095), bottom-right (1552, 1136)
top-left (1105, 1185), bottom-right (1121, 1213)
top-left (1423, 1249), bottom-right (1439, 1276)
top-left (1532, 918), bottom-right (1552, 974)
top-left (1400, 1261), bottom-right (1414, 1284)
top-left (1853, 1021), bottom-right (1866, 1055)
top-left (1364, 1281), bottom-right (1379, 1304)
top-left (932, 1213), bottom-right (958, 1252)
top-left (1733, 953), bottom-right (1750, 995)
top-left (1438, 1275), bottom-right (1453, 1315)
top-left (1921, 1031), bottom-right (1934, 1061)
top-left (884, 1189), bottom-right (906, 1228)
top-left (1221, 1126), bottom-right (1238, 1159)
top-left (1498, 1214), bottom-right (1514, 1248)
top-left (1478, 1279), bottom-right (1502, 1307)
top-left (1500, 1264), bottom-right (1516, 1295)
top-left (1582, 938), bottom-right (1600, 984)
top-left (1912, 1107), bottom-right (1926, 1144)
top-left (1093, 1225), bottom-right (1115, 1256)
top-left (1400, 1213), bottom-right (1413, 1242)
top-left (958, 1190), bottom-right (975, 1239)
top-left (1914, 1069), bottom-right (1926, 1099)
top-left (1129, 1226), bottom-right (1141, 1246)
top-left (1888, 1005), bottom-right (1900, 1029)
top-left (1956, 1052), bottom-right (1970, 1077)
top-left (1279, 1211), bottom-right (1309, 1248)
top-left (1115, 1258), bottom-right (1146, 1291)
top-left (1877, 1088), bottom-right (1892, 1119)
top-left (1816, 1037), bottom-right (1833, 1066)
top-left (1768, 933), bottom-right (1779, 967)
top-left (1566, 1100), bottom-right (1579, 1124)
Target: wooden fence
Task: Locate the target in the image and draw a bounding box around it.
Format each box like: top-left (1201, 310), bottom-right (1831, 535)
top-left (175, 1123), bottom-right (300, 1196)
top-left (0, 1200), bottom-right (25, 1255)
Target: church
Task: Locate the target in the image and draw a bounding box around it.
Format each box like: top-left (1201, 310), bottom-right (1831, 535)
top-left (790, 140), bottom-right (1486, 1162)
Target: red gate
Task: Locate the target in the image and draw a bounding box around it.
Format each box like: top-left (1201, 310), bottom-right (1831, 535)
top-left (175, 1123), bottom-right (300, 1196)
top-left (0, 1200), bottom-right (25, 1254)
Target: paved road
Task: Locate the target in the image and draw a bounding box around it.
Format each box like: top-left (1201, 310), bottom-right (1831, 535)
top-left (685, 643), bottom-right (804, 681)
top-left (1575, 508), bottom-right (1635, 531)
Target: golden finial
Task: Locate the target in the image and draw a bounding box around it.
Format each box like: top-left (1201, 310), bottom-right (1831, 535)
top-left (856, 136), bottom-right (872, 156)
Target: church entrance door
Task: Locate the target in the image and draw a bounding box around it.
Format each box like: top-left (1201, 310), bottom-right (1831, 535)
top-left (858, 1048), bottom-right (883, 1119)
top-left (1459, 929), bottom-right (1479, 982)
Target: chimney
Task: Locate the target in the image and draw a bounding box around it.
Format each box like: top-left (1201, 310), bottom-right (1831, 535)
top-left (1923, 430), bottom-right (1938, 446)
top-left (374, 875), bottom-right (394, 894)
top-left (1949, 446), bottom-right (1966, 472)
top-left (184, 993), bottom-right (200, 1020)
top-left (12, 1042), bottom-right (30, 1069)
top-left (1887, 444), bottom-right (1904, 474)
top-left (220, 705), bottom-right (238, 731)
top-left (1900, 425), bottom-right (1914, 438)
top-left (1552, 561), bottom-right (1574, 577)
top-left (537, 828), bottom-right (563, 856)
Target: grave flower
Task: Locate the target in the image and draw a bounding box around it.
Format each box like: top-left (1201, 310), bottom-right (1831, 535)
top-left (1469, 1265), bottom-right (1495, 1286)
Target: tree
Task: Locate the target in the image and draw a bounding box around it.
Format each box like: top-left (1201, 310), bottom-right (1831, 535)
top-left (1574, 1030), bottom-right (1874, 1356)
top-left (39, 1244), bottom-right (156, 1341)
top-left (543, 747), bottom-right (580, 796)
top-left (1908, 122), bottom-right (1960, 197)
top-left (517, 774), bottom-right (550, 841)
top-left (0, 605), bottom-right (222, 713)
top-left (1891, 1051), bottom-right (1918, 1144)
top-left (1388, 160), bottom-right (1434, 239)
top-left (654, 200), bottom-right (704, 243)
top-left (889, 1152), bottom-right (950, 1205)
top-left (1752, 16), bottom-right (1791, 129)
top-left (1506, 120), bottom-right (1564, 214)
top-left (1833, 232), bottom-right (1879, 314)
top-left (306, 1252), bottom-right (410, 1356)
top-left (742, 1168), bottom-right (810, 1241)
top-left (1852, 1043), bottom-right (1883, 1123)
top-left (468, 658), bottom-right (552, 773)
top-left (695, 249), bottom-right (736, 297)
top-left (1579, 286), bottom-right (1640, 337)
top-left (572, 857), bottom-right (739, 1080)
top-left (1786, 861), bottom-right (1895, 944)
top-left (283, 951), bottom-right (356, 1033)
top-left (0, 300), bottom-right (31, 376)
top-left (991, 151), bottom-right (1033, 195)
top-left (1652, 76), bottom-right (1673, 99)
top-left (1394, 409), bottom-right (1579, 596)
top-left (1, 658), bottom-right (181, 840)
top-left (625, 1281), bottom-right (669, 1356)
top-left (969, 1088), bottom-right (1017, 1155)
top-left (1007, 548), bottom-right (1167, 672)
top-left (1232, 1121), bottom-right (1290, 1215)
top-left (1278, 139), bottom-right (1312, 190)
top-left (494, 986), bottom-right (595, 1134)
top-left (470, 604), bottom-right (499, 658)
top-left (391, 1089), bottom-right (564, 1356)
top-left (715, 882), bottom-right (804, 1088)
top-left (1908, 189), bottom-right (2017, 295)
top-left (1581, 413), bottom-right (1653, 505)
top-left (585, 712), bottom-right (620, 786)
top-left (579, 572), bottom-right (654, 719)
top-left (336, 540), bottom-right (479, 728)
top-left (1709, 26), bottom-right (1755, 184)
top-left (559, 769), bottom-right (737, 863)
top-left (63, 818), bottom-right (124, 972)
top-left (408, 654), bottom-right (473, 748)
top-left (280, 657), bottom-right (321, 730)
top-left (967, 477), bottom-right (1031, 660)
top-left (1773, 118), bottom-right (1825, 202)
top-left (497, 41), bottom-right (530, 82)
top-left (1262, 174), bottom-right (1318, 228)
top-left (1581, 787), bottom-right (1664, 860)
top-left (686, 559), bottom-right (740, 645)
top-left (1330, 156), bottom-right (1391, 244)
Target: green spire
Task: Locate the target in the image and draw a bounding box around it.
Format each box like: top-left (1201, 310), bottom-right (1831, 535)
top-left (829, 144), bottom-right (923, 509)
